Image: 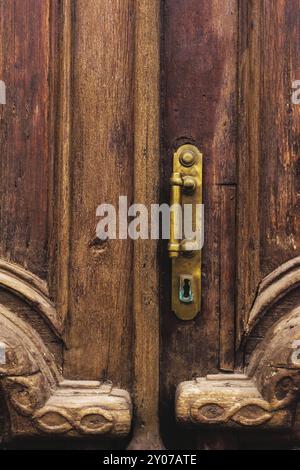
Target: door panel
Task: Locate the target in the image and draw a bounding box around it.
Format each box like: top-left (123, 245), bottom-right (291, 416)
top-left (0, 0), bottom-right (133, 445)
top-left (63, 0), bottom-right (135, 385)
top-left (160, 0), bottom-right (238, 447)
top-left (237, 0), bottom-right (300, 342)
top-left (168, 0), bottom-right (300, 448)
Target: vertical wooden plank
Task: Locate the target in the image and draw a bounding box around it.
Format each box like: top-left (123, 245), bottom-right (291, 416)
top-left (0, 0), bottom-right (51, 279)
top-left (220, 186), bottom-right (236, 371)
top-left (259, 0), bottom-right (300, 274)
top-left (237, 0), bottom-right (300, 345)
top-left (64, 0), bottom-right (135, 389)
top-left (161, 0), bottom-right (238, 447)
top-left (128, 0), bottom-right (161, 450)
top-left (48, 0), bottom-right (72, 326)
top-left (236, 0), bottom-right (262, 345)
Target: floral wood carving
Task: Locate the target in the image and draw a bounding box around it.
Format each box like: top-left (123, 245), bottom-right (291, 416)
top-left (0, 302), bottom-right (132, 438)
top-left (176, 257), bottom-right (300, 430)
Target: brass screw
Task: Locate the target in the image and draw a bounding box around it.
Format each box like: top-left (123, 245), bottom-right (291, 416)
top-left (180, 150), bottom-right (195, 167)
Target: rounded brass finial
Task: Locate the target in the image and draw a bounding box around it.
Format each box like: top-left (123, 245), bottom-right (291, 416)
top-left (183, 176), bottom-right (196, 192)
top-left (180, 150), bottom-right (195, 167)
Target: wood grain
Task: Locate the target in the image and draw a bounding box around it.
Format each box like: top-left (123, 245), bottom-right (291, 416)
top-left (0, 0), bottom-right (51, 279)
top-left (176, 375), bottom-right (293, 430)
top-left (236, 0), bottom-right (300, 345)
top-left (259, 0), bottom-right (300, 277)
top-left (128, 0), bottom-right (161, 450)
top-left (236, 0), bottom-right (262, 345)
top-left (0, 260), bottom-right (62, 336)
top-left (1, 0), bottom-right (300, 450)
top-left (220, 186), bottom-right (236, 371)
top-left (161, 0), bottom-right (238, 447)
top-left (176, 303), bottom-right (300, 434)
top-left (48, 0), bottom-right (72, 327)
top-left (0, 304), bottom-right (131, 439)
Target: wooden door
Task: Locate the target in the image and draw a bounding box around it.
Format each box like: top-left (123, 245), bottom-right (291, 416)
top-left (1, 0), bottom-right (300, 450)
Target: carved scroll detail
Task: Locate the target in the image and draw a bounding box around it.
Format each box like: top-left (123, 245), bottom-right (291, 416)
top-left (191, 398), bottom-right (273, 427)
top-left (176, 258), bottom-right (300, 431)
top-left (0, 260), bottom-right (63, 336)
top-left (245, 256), bottom-right (300, 336)
top-left (34, 406), bottom-right (114, 435)
top-left (0, 304), bottom-right (132, 438)
top-left (176, 375), bottom-right (294, 429)
top-left (31, 383), bottom-right (131, 437)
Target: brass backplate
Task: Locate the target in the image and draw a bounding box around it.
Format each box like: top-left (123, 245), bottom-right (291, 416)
top-left (171, 144), bottom-right (203, 320)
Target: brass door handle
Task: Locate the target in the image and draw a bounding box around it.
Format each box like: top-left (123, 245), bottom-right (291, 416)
top-left (169, 173), bottom-right (196, 257)
top-left (168, 144), bottom-right (203, 320)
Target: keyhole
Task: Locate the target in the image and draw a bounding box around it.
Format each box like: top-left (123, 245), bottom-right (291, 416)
top-left (179, 276), bottom-right (193, 303)
top-left (183, 279), bottom-right (191, 299)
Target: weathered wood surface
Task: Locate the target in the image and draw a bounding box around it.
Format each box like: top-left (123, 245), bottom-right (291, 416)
top-left (177, 303), bottom-right (300, 432)
top-left (1, 0), bottom-right (300, 450)
top-left (0, 260), bottom-right (62, 336)
top-left (176, 376), bottom-right (293, 429)
top-left (63, 0), bottom-right (135, 387)
top-left (220, 186), bottom-right (236, 371)
top-left (0, 0), bottom-right (135, 445)
top-left (236, 0), bottom-right (300, 344)
top-left (161, 0), bottom-right (238, 447)
top-left (245, 257), bottom-right (300, 337)
top-left (128, 0), bottom-right (161, 450)
top-left (48, 0), bottom-right (72, 327)
top-left (0, 304), bottom-right (132, 438)
top-left (167, 0), bottom-right (300, 448)
top-left (0, 0), bottom-right (51, 279)
top-left (236, 0), bottom-right (262, 344)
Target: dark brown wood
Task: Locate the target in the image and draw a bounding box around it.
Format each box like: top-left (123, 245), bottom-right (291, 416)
top-left (0, 302), bottom-right (131, 439)
top-left (1, 0), bottom-right (300, 451)
top-left (63, 0), bottom-right (135, 387)
top-left (48, 0), bottom-right (72, 325)
top-left (0, 0), bottom-right (135, 447)
top-left (236, 0), bottom-right (262, 344)
top-left (0, 0), bottom-right (51, 279)
top-left (236, 0), bottom-right (300, 345)
top-left (128, 0), bottom-right (162, 450)
top-left (259, 0), bottom-right (300, 277)
top-left (161, 0), bottom-right (238, 447)
top-left (220, 186), bottom-right (236, 371)
top-left (176, 282), bottom-right (300, 433)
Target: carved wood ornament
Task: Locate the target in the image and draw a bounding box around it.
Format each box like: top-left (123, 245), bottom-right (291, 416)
top-left (176, 257), bottom-right (300, 430)
top-left (2, 257), bottom-right (300, 438)
top-left (0, 0), bottom-right (158, 446)
top-left (0, 261), bottom-right (132, 439)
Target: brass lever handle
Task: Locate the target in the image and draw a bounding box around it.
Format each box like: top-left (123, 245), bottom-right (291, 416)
top-left (169, 173), bottom-right (197, 258)
top-left (168, 144), bottom-right (203, 320)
